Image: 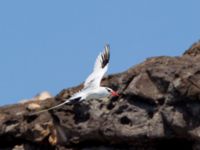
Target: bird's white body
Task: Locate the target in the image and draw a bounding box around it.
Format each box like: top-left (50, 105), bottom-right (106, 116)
top-left (34, 44), bottom-right (118, 114)
top-left (74, 86), bottom-right (110, 101)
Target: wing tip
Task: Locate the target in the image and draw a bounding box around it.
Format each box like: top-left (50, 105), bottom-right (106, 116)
top-left (105, 43), bottom-right (110, 50)
top-left (101, 43), bottom-right (110, 68)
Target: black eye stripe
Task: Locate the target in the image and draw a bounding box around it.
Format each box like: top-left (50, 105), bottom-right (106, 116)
top-left (106, 88), bottom-right (111, 92)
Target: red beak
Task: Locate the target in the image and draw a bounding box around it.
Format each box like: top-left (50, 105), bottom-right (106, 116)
top-left (111, 91), bottom-right (119, 97)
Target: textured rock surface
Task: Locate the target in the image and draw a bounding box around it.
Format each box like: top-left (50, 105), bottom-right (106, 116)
top-left (1, 42), bottom-right (200, 149)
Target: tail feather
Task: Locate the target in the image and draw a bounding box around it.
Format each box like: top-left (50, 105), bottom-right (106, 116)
top-left (31, 99), bottom-right (71, 115)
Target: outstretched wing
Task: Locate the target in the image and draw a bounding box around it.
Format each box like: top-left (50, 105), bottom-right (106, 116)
top-left (84, 44), bottom-right (110, 88)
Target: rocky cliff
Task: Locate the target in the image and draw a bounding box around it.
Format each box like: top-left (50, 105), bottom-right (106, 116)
top-left (1, 42), bottom-right (200, 150)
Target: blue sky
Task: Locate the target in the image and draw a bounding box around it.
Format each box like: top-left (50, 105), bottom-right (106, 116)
top-left (0, 1), bottom-right (200, 105)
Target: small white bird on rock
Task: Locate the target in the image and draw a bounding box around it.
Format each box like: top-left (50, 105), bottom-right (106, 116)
top-left (34, 44), bottom-right (119, 114)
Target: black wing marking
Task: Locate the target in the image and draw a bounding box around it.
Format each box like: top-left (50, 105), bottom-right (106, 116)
top-left (101, 44), bottom-right (110, 68)
top-left (68, 97), bottom-right (82, 104)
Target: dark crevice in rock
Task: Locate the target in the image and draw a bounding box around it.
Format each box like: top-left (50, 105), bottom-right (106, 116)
top-left (25, 115), bottom-right (38, 124)
top-left (106, 96), bottom-right (119, 110)
top-left (147, 110), bottom-right (154, 118)
top-left (120, 116), bottom-right (132, 125)
top-left (157, 98), bottom-right (165, 105)
top-left (4, 119), bottom-right (19, 126)
top-left (73, 104), bottom-right (90, 124)
top-left (107, 102), bottom-right (115, 110)
top-left (126, 94), bottom-right (157, 109)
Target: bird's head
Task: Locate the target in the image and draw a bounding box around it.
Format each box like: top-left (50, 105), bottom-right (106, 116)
top-left (105, 87), bottom-right (119, 97)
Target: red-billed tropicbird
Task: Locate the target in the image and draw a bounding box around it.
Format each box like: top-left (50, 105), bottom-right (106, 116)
top-left (34, 44), bottom-right (118, 114)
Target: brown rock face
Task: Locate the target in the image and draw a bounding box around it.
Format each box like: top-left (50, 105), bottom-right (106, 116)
top-left (1, 43), bottom-right (200, 150)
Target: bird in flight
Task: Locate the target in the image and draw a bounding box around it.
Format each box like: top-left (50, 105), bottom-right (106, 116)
top-left (34, 44), bottom-right (119, 114)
